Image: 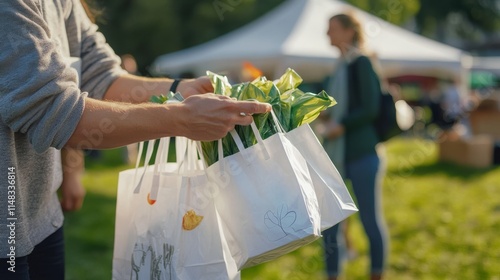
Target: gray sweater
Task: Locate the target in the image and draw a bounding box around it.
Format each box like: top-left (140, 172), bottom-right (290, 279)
top-left (0, 0), bottom-right (125, 257)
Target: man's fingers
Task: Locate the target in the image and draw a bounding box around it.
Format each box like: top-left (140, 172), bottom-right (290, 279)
top-left (234, 114), bottom-right (254, 126)
top-left (61, 199), bottom-right (73, 212)
top-left (75, 196), bottom-right (85, 210)
top-left (179, 94), bottom-right (272, 140)
top-left (235, 100), bottom-right (271, 115)
top-left (229, 100), bottom-right (271, 126)
top-left (63, 198), bottom-right (83, 212)
top-left (218, 95), bottom-right (232, 100)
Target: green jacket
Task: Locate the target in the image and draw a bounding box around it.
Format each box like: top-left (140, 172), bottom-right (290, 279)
top-left (342, 55), bottom-right (381, 163)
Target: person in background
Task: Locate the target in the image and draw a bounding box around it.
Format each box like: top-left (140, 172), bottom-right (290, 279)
top-left (319, 12), bottom-right (388, 280)
top-left (439, 77), bottom-right (468, 138)
top-left (0, 1), bottom-right (271, 279)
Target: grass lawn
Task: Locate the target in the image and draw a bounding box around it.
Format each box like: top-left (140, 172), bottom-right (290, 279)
top-left (64, 138), bottom-right (500, 279)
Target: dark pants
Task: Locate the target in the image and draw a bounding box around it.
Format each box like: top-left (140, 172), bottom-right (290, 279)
top-left (323, 153), bottom-right (387, 277)
top-left (0, 227), bottom-right (64, 280)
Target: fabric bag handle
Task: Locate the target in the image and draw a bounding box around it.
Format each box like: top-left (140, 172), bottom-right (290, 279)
top-left (218, 120), bottom-right (270, 164)
top-left (269, 109), bottom-right (286, 134)
top-left (173, 138), bottom-right (203, 173)
top-left (148, 137), bottom-right (171, 200)
top-left (148, 137), bottom-right (174, 200)
top-left (148, 137), bottom-right (203, 200)
top-left (222, 110), bottom-right (286, 163)
top-left (133, 139), bottom-right (157, 194)
top-left (132, 141), bottom-right (145, 184)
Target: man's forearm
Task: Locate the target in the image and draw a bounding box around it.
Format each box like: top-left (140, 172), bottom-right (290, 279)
top-left (65, 97), bottom-right (181, 149)
top-left (103, 74), bottom-right (173, 103)
top-left (103, 74), bottom-right (213, 103)
top-left (65, 93), bottom-right (272, 150)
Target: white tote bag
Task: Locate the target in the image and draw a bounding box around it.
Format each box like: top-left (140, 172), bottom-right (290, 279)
top-left (285, 123), bottom-right (358, 230)
top-left (266, 112), bottom-right (358, 230)
top-left (206, 122), bottom-right (322, 270)
top-left (112, 137), bottom-right (239, 280)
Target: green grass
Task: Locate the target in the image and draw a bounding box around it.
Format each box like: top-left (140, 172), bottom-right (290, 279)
top-left (65, 139), bottom-right (500, 279)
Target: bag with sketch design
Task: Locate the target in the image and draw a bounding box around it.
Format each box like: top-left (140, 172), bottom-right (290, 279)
top-left (205, 120), bottom-right (322, 270)
top-left (112, 137), bottom-right (239, 280)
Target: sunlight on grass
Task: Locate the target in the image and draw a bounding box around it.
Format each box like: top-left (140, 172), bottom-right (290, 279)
top-left (65, 139), bottom-right (500, 279)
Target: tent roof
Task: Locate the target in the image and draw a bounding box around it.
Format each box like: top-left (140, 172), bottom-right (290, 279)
top-left (151, 0), bottom-right (466, 82)
top-left (471, 56), bottom-right (500, 75)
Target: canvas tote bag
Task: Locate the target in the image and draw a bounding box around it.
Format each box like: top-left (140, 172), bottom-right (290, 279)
top-left (205, 121), bottom-right (322, 270)
top-left (267, 111), bottom-right (358, 230)
top-left (113, 137), bottom-right (239, 280)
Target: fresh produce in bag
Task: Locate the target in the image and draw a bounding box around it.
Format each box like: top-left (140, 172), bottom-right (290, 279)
top-left (150, 69), bottom-right (336, 166)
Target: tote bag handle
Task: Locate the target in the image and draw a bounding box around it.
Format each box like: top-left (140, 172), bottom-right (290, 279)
top-left (269, 109), bottom-right (286, 134)
top-left (133, 139), bottom-right (157, 194)
top-left (149, 137), bottom-right (202, 200)
top-left (218, 120), bottom-right (270, 167)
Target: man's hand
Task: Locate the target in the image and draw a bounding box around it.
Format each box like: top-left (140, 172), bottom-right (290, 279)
top-left (60, 148), bottom-right (85, 212)
top-left (66, 93), bottom-right (272, 150)
top-left (177, 76), bottom-right (214, 99)
top-left (176, 94), bottom-right (272, 141)
top-left (60, 173), bottom-right (86, 212)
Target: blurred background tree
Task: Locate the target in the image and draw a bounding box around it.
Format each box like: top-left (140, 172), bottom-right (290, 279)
top-left (415, 0), bottom-right (500, 41)
top-left (91, 0), bottom-right (284, 73)
top-left (89, 0), bottom-right (500, 73)
top-left (345, 0), bottom-right (420, 25)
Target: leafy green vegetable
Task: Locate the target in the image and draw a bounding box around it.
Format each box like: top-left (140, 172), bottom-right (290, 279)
top-left (151, 69), bottom-right (336, 166)
top-left (149, 94), bottom-right (169, 104)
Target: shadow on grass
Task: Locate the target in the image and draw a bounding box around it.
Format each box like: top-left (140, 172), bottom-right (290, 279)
top-left (405, 161), bottom-right (499, 180)
top-left (384, 137), bottom-right (499, 180)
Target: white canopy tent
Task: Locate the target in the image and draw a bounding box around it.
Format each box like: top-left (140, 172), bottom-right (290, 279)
top-left (471, 56), bottom-right (500, 76)
top-left (151, 0), bottom-right (468, 82)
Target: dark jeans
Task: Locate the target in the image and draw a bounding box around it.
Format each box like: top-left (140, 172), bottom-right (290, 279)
top-left (0, 227), bottom-right (64, 280)
top-left (323, 153), bottom-right (388, 277)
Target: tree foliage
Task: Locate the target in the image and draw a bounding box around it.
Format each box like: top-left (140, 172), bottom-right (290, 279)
top-left (91, 0), bottom-right (284, 73)
top-left (345, 0), bottom-right (420, 26)
top-left (415, 0), bottom-right (500, 40)
top-left (89, 0), bottom-right (499, 72)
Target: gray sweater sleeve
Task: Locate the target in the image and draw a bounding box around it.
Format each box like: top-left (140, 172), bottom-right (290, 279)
top-left (0, 1), bottom-right (85, 153)
top-left (0, 1), bottom-right (125, 153)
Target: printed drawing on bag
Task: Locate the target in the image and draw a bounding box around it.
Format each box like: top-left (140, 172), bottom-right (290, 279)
top-left (131, 240), bottom-right (174, 280)
top-left (264, 204), bottom-right (298, 241)
top-left (147, 193), bottom-right (156, 205)
top-left (182, 209), bottom-right (204, 231)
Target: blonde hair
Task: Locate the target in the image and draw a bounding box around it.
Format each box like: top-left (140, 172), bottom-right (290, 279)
top-left (80, 0), bottom-right (101, 23)
top-left (330, 13), bottom-right (364, 48)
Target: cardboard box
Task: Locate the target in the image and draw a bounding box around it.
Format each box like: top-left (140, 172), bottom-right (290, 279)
top-left (469, 97), bottom-right (500, 141)
top-left (439, 135), bottom-right (494, 168)
top-left (470, 110), bottom-right (500, 141)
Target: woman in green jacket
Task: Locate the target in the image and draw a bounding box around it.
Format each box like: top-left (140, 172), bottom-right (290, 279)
top-left (321, 13), bottom-right (388, 280)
